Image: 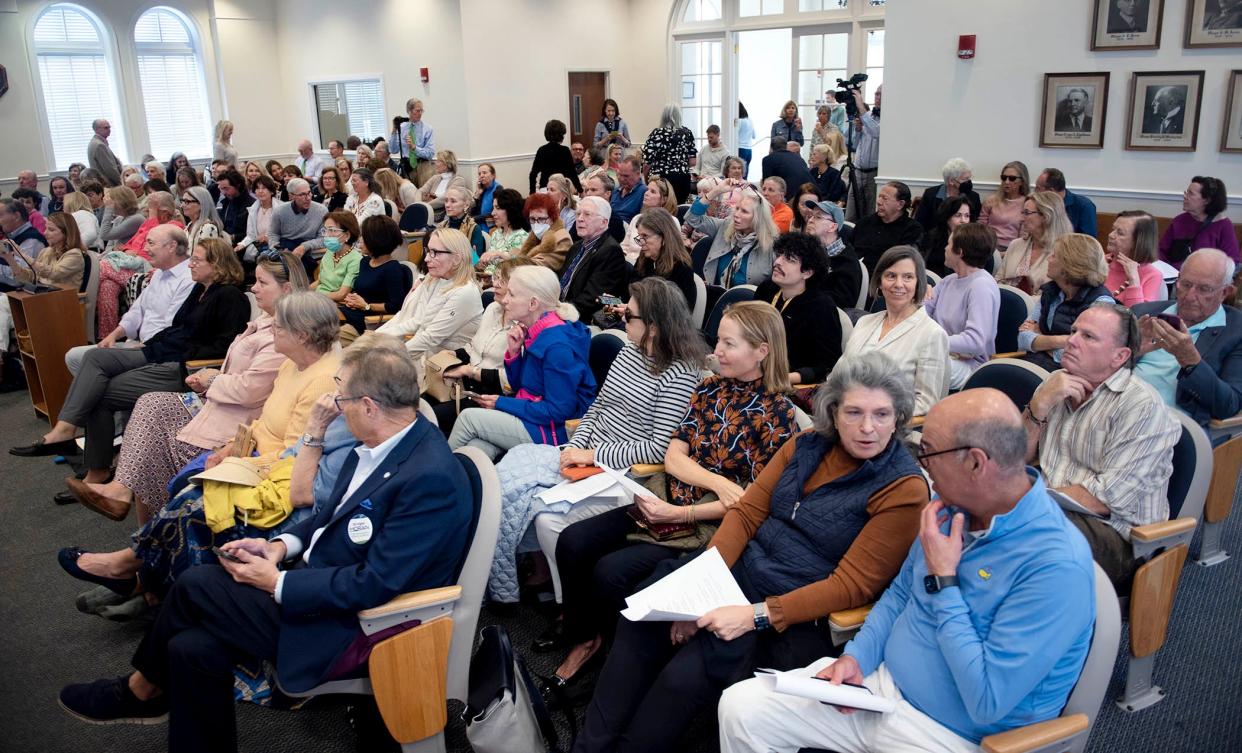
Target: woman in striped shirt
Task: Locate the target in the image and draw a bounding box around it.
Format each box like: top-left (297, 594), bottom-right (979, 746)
top-left (486, 278), bottom-right (707, 606)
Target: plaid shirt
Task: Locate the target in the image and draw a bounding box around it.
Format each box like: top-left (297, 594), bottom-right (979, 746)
top-left (1039, 367), bottom-right (1180, 539)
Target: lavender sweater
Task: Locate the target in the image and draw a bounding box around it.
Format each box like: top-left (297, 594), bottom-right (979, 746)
top-left (923, 268), bottom-right (1000, 367)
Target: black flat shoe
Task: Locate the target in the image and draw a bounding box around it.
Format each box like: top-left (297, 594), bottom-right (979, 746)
top-left (57, 547), bottom-right (137, 596)
top-left (59, 676), bottom-right (167, 726)
top-left (536, 646), bottom-right (605, 710)
top-left (531, 618), bottom-right (568, 653)
top-left (10, 437), bottom-right (79, 457)
top-left (54, 490), bottom-right (77, 505)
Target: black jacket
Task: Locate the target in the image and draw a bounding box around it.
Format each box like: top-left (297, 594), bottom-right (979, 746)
top-left (755, 280), bottom-right (842, 383)
top-left (761, 151), bottom-right (814, 201)
top-left (142, 283), bottom-right (250, 364)
top-left (914, 184), bottom-right (982, 232)
top-left (811, 165), bottom-right (847, 203)
top-left (852, 213), bottom-right (923, 273)
top-left (561, 234), bottom-right (629, 321)
top-left (824, 242), bottom-right (864, 311)
top-left (530, 143), bottom-right (582, 194)
top-left (218, 192), bottom-right (255, 245)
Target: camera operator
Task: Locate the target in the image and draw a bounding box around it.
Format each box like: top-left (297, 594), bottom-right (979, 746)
top-left (388, 98), bottom-right (436, 186)
top-left (846, 84), bottom-right (881, 222)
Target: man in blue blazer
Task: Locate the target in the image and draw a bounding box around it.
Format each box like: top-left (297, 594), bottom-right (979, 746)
top-left (59, 341), bottom-right (473, 753)
top-left (1133, 249), bottom-right (1242, 427)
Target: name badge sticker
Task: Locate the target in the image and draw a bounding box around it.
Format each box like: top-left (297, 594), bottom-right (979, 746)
top-left (347, 514), bottom-right (374, 545)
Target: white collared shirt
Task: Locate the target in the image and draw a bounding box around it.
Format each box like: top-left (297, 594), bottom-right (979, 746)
top-left (273, 418), bottom-right (418, 602)
top-left (119, 258), bottom-right (194, 341)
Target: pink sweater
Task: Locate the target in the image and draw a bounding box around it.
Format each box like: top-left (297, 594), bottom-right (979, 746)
top-left (1105, 260), bottom-right (1164, 306)
top-left (980, 197), bottom-right (1025, 249)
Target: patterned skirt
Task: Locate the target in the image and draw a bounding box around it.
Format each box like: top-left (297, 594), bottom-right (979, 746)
top-left (114, 391), bottom-right (210, 519)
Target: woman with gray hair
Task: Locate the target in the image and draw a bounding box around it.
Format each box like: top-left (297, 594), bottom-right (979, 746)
top-left (57, 290), bottom-right (342, 600)
top-left (915, 157), bottom-right (980, 231)
top-left (572, 352), bottom-right (928, 752)
top-left (180, 185), bottom-right (224, 250)
top-left (642, 103), bottom-right (698, 203)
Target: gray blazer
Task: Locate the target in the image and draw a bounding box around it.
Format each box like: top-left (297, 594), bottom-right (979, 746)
top-left (87, 135), bottom-right (122, 187)
top-left (1133, 301), bottom-right (1242, 426)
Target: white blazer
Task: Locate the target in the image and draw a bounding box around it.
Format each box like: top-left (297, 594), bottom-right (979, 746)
top-left (842, 306), bottom-right (950, 416)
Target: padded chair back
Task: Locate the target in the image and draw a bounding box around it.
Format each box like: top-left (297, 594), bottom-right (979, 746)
top-left (399, 261), bottom-right (419, 293)
top-left (962, 358), bottom-right (1050, 411)
top-left (1168, 410), bottom-right (1211, 521)
top-left (996, 286), bottom-right (1032, 354)
top-left (589, 330), bottom-right (627, 387)
top-left (418, 398), bottom-right (438, 426)
top-left (675, 204), bottom-right (691, 223)
top-left (983, 250), bottom-right (999, 275)
top-left (837, 307), bottom-right (853, 348)
top-left (384, 199), bottom-right (396, 218)
top-left (794, 406), bottom-right (813, 431)
top-left (400, 203), bottom-right (431, 232)
top-left (704, 284), bottom-right (757, 344)
top-left (925, 270), bottom-right (941, 287)
top-left (82, 250), bottom-right (101, 341)
top-left (691, 236), bottom-right (712, 276)
top-left (1059, 563), bottom-right (1123, 753)
top-left (855, 259), bottom-right (869, 310)
top-left (690, 273), bottom-right (708, 329)
top-left (245, 292), bottom-right (260, 321)
top-left (446, 447), bottom-right (501, 702)
top-left (480, 289), bottom-right (495, 310)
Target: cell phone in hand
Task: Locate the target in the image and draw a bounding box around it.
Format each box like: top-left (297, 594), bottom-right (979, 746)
top-left (1155, 313), bottom-right (1183, 331)
top-left (598, 293), bottom-right (623, 307)
top-left (464, 391), bottom-right (483, 401)
top-left (213, 546), bottom-right (244, 563)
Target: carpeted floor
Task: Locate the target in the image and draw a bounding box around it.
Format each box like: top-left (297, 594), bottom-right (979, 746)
top-left (1, 387), bottom-right (1239, 752)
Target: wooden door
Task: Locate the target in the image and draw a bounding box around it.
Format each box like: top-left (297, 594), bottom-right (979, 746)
top-left (567, 72), bottom-right (608, 149)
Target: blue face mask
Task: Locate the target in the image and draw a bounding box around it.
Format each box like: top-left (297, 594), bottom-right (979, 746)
top-left (324, 236), bottom-right (343, 252)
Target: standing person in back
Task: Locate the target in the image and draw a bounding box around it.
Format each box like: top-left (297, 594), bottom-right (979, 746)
top-left (531, 120), bottom-right (583, 195)
top-left (594, 99), bottom-right (632, 153)
top-left (87, 119), bottom-right (123, 187)
top-left (762, 137), bottom-right (814, 202)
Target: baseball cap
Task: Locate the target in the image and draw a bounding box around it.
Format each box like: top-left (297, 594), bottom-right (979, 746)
top-left (804, 199), bottom-right (844, 226)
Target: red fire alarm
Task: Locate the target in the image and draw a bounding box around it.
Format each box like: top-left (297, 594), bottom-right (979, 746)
top-left (958, 35), bottom-right (976, 60)
top-left (420, 67), bottom-right (430, 83)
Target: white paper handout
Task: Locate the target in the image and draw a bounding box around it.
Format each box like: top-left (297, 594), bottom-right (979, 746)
top-left (620, 547), bottom-right (749, 622)
top-left (535, 471), bottom-right (625, 506)
top-left (753, 668), bottom-right (897, 714)
top-left (1152, 259), bottom-right (1179, 281)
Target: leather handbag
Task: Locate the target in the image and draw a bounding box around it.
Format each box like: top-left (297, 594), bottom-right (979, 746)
top-left (424, 349), bottom-right (466, 402)
top-left (465, 625), bottom-right (565, 753)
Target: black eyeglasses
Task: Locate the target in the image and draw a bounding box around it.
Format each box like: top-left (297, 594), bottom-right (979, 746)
top-left (334, 394), bottom-right (366, 410)
top-left (915, 443), bottom-right (980, 469)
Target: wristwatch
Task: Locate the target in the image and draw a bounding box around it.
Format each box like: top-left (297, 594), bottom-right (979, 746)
top-left (300, 432), bottom-right (325, 448)
top-left (923, 574), bottom-right (959, 594)
top-left (752, 602), bottom-right (771, 631)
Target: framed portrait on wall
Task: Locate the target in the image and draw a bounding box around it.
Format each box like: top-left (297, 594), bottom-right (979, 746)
top-left (1185, 0), bottom-right (1242, 48)
top-left (1125, 70), bottom-right (1204, 151)
top-left (1223, 70), bottom-right (1242, 153)
top-left (1091, 0), bottom-right (1164, 50)
top-left (1040, 73), bottom-right (1109, 149)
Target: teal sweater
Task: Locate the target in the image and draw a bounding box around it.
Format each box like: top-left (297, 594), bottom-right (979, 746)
top-left (845, 471), bottom-right (1095, 743)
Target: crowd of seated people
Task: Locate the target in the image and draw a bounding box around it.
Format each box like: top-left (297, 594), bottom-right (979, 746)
top-left (2, 93), bottom-right (1239, 753)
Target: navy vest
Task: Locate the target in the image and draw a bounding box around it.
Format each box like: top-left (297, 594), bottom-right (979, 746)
top-left (1037, 281), bottom-right (1111, 336)
top-left (741, 431), bottom-right (924, 599)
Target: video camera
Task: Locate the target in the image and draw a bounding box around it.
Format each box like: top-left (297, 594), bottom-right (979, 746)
top-left (832, 72), bottom-right (869, 118)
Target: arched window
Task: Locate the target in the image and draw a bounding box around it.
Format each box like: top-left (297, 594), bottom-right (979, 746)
top-left (31, 3), bottom-right (127, 170)
top-left (133, 7), bottom-right (212, 159)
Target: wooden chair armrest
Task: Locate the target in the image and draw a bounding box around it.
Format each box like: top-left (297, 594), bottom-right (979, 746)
top-left (357, 585), bottom-right (461, 635)
top-left (565, 419), bottom-right (581, 435)
top-left (185, 359), bottom-right (224, 371)
top-left (630, 463), bottom-right (664, 477)
top-left (908, 415), bottom-right (925, 428)
top-left (980, 714), bottom-right (1088, 753)
top-left (991, 351), bottom-right (1026, 360)
top-left (1209, 412), bottom-right (1242, 430)
top-left (1129, 517), bottom-right (1196, 543)
top-left (828, 604), bottom-right (873, 631)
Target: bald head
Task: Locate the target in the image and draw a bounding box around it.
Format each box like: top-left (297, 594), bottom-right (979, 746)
top-left (927, 389), bottom-right (1027, 474)
top-left (17, 170), bottom-right (38, 190)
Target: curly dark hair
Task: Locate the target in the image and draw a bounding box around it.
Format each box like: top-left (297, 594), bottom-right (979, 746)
top-left (772, 231), bottom-right (831, 290)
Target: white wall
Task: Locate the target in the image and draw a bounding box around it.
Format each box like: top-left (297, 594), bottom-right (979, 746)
top-left (882, 0), bottom-right (1242, 220)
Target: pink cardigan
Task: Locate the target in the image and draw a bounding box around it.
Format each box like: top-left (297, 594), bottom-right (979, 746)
top-left (1105, 260), bottom-right (1164, 306)
top-left (176, 316), bottom-right (287, 449)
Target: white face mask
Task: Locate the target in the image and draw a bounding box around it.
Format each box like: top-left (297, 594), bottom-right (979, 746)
top-left (530, 222), bottom-right (550, 239)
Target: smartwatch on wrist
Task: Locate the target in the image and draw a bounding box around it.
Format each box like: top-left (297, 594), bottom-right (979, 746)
top-left (923, 574), bottom-right (959, 594)
top-left (752, 602), bottom-right (771, 631)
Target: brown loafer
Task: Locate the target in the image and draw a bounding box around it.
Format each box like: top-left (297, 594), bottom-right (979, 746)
top-left (66, 479), bottom-right (131, 522)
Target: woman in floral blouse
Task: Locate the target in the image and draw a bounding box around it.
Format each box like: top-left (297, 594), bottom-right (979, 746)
top-left (642, 103), bottom-right (699, 204)
top-left (541, 301), bottom-right (797, 695)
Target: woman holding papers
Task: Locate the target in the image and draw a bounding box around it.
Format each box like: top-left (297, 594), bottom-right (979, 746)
top-left (571, 354), bottom-right (929, 753)
top-left (483, 278), bottom-right (705, 611)
top-left (543, 302), bottom-right (798, 703)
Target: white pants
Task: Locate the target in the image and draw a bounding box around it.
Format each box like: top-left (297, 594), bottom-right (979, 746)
top-left (0, 296), bottom-right (10, 352)
top-left (718, 659), bottom-right (979, 753)
top-left (535, 493), bottom-right (630, 603)
top-left (948, 357), bottom-right (976, 391)
top-left (447, 407), bottom-right (534, 460)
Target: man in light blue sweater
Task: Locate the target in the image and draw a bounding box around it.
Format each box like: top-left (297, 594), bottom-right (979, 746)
top-left (719, 389), bottom-right (1095, 753)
